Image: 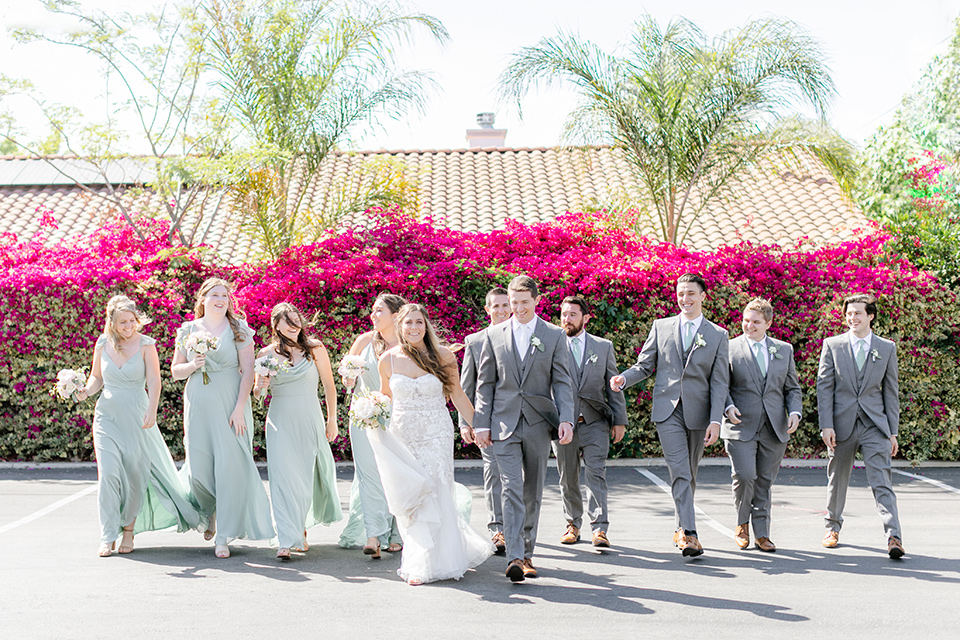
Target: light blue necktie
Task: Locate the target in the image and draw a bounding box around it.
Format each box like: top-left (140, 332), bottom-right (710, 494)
top-left (682, 321), bottom-right (694, 351)
top-left (571, 336), bottom-right (583, 368)
top-left (855, 339), bottom-right (867, 371)
top-left (753, 342), bottom-right (766, 377)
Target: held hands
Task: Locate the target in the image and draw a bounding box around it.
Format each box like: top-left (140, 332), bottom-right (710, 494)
top-left (787, 414), bottom-right (801, 434)
top-left (229, 407), bottom-right (247, 436)
top-left (475, 430), bottom-right (493, 449)
top-left (611, 425), bottom-right (625, 444)
top-left (725, 406), bottom-right (742, 425)
top-left (821, 428), bottom-right (837, 450)
top-left (609, 375), bottom-right (626, 392)
top-left (704, 422), bottom-right (720, 447)
top-left (460, 425), bottom-right (476, 445)
top-left (558, 422), bottom-right (574, 445)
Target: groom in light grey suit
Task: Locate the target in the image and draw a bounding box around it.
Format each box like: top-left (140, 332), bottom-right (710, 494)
top-left (818, 293), bottom-right (904, 558)
top-left (722, 298), bottom-right (802, 552)
top-left (611, 273), bottom-right (729, 556)
top-left (474, 275), bottom-right (575, 582)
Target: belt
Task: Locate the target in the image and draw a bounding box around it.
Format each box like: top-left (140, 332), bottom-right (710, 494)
top-left (577, 416), bottom-right (586, 424)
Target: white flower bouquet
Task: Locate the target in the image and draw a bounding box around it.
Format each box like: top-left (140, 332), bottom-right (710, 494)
top-left (338, 355), bottom-right (368, 393)
top-left (349, 391), bottom-right (391, 430)
top-left (52, 368), bottom-right (86, 401)
top-left (179, 331), bottom-right (220, 384)
top-left (254, 354), bottom-right (292, 404)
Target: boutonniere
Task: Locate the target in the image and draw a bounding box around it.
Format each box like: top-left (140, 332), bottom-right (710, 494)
top-left (693, 333), bottom-right (706, 349)
top-left (587, 352), bottom-right (598, 366)
top-left (768, 345), bottom-right (783, 360)
top-left (530, 336), bottom-right (543, 353)
top-left (870, 348), bottom-right (880, 362)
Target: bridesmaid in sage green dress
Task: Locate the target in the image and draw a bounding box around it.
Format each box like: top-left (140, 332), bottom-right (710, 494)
top-left (255, 303), bottom-right (343, 559)
top-left (77, 295), bottom-right (204, 557)
top-left (171, 278), bottom-right (274, 558)
top-left (338, 293), bottom-right (404, 558)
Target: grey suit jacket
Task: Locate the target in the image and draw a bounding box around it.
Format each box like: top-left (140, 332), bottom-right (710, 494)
top-left (721, 335), bottom-right (802, 443)
top-left (571, 332), bottom-right (629, 427)
top-left (621, 315), bottom-right (730, 429)
top-left (816, 333), bottom-right (900, 440)
top-left (474, 317), bottom-right (576, 441)
top-left (458, 328), bottom-right (485, 430)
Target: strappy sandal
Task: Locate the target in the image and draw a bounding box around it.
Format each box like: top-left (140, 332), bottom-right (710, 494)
top-left (292, 530), bottom-right (309, 553)
top-left (98, 541), bottom-right (115, 557)
top-left (215, 544), bottom-right (230, 558)
top-left (276, 547), bottom-right (291, 560)
top-left (407, 577), bottom-right (423, 586)
top-left (363, 541), bottom-right (381, 559)
top-left (386, 542), bottom-right (403, 553)
top-left (118, 526), bottom-right (135, 554)
top-left (203, 514), bottom-right (216, 541)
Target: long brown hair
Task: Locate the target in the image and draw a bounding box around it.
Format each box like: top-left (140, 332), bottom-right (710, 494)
top-left (269, 302), bottom-right (319, 360)
top-left (395, 304), bottom-right (454, 396)
top-left (194, 278), bottom-right (245, 343)
top-left (372, 293), bottom-right (407, 357)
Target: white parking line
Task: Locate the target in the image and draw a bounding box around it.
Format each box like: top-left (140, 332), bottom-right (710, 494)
top-left (893, 469), bottom-right (960, 495)
top-left (0, 484), bottom-right (98, 535)
top-left (635, 468), bottom-right (735, 539)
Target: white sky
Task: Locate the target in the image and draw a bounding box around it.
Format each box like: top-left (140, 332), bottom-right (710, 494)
top-left (2, 0), bottom-right (959, 151)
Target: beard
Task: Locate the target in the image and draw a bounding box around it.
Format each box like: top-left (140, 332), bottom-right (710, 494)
top-left (563, 321), bottom-right (583, 337)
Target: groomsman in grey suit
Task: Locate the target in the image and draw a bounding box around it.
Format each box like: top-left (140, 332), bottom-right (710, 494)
top-left (474, 275), bottom-right (576, 581)
top-left (817, 293), bottom-right (905, 558)
top-left (459, 287), bottom-right (510, 554)
top-left (722, 298), bottom-right (802, 552)
top-left (553, 296), bottom-right (628, 548)
top-left (611, 273), bottom-right (729, 556)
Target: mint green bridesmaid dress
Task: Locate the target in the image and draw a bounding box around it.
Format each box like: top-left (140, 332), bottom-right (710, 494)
top-left (265, 355), bottom-right (343, 550)
top-left (338, 342), bottom-right (402, 549)
top-left (177, 319), bottom-right (275, 545)
top-left (92, 334), bottom-right (204, 545)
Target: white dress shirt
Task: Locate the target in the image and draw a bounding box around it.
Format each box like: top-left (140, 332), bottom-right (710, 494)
top-left (512, 316), bottom-right (538, 361)
top-left (679, 313), bottom-right (704, 348)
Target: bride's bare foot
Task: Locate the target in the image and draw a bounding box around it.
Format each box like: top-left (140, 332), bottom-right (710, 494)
top-left (98, 541), bottom-right (115, 557)
top-left (407, 577), bottom-right (423, 586)
top-left (118, 526), bottom-right (135, 554)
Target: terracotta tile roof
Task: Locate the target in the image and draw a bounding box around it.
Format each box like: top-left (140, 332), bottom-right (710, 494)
top-left (0, 146), bottom-right (869, 262)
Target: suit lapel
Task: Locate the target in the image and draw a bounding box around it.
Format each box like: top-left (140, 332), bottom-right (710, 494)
top-left (502, 323), bottom-right (522, 386)
top-left (761, 337), bottom-right (779, 392)
top-left (577, 333), bottom-right (592, 390)
top-left (740, 336), bottom-right (764, 391)
top-left (672, 317), bottom-right (688, 366)
top-left (857, 338), bottom-right (880, 393)
top-left (837, 337), bottom-right (859, 393)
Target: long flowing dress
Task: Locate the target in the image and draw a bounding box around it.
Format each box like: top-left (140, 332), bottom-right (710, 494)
top-left (177, 319), bottom-right (274, 544)
top-left (265, 356), bottom-right (343, 550)
top-left (338, 342), bottom-right (402, 548)
top-left (92, 334), bottom-right (204, 544)
top-left (369, 372), bottom-right (493, 583)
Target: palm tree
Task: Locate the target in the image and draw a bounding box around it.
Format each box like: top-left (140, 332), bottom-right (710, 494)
top-left (499, 16), bottom-right (857, 245)
top-left (206, 0), bottom-right (448, 258)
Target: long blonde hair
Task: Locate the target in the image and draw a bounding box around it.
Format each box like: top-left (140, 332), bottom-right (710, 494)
top-left (395, 304), bottom-right (454, 396)
top-left (194, 277), bottom-right (246, 343)
top-left (104, 295), bottom-right (151, 348)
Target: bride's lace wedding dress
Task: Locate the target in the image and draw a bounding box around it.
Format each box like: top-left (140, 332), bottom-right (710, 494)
top-left (368, 371), bottom-right (492, 583)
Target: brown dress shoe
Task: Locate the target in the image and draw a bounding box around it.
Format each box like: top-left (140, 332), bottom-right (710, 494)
top-left (822, 531), bottom-right (839, 548)
top-left (681, 535), bottom-right (704, 557)
top-left (734, 523), bottom-right (750, 550)
top-left (887, 536), bottom-right (905, 559)
top-left (522, 558), bottom-right (538, 578)
top-left (560, 524), bottom-right (580, 545)
top-left (492, 531), bottom-right (506, 556)
top-left (505, 558), bottom-right (525, 582)
top-left (754, 537), bottom-right (776, 552)
top-left (592, 531), bottom-right (610, 548)
top-left (673, 528), bottom-right (683, 547)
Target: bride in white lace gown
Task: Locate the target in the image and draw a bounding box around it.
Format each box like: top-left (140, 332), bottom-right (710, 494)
top-left (371, 304), bottom-right (493, 585)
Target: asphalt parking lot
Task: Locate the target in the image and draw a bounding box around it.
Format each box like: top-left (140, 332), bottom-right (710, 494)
top-left (2, 461), bottom-right (959, 639)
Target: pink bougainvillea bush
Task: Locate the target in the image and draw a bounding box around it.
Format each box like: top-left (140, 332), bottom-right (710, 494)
top-left (2, 208), bottom-right (959, 462)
